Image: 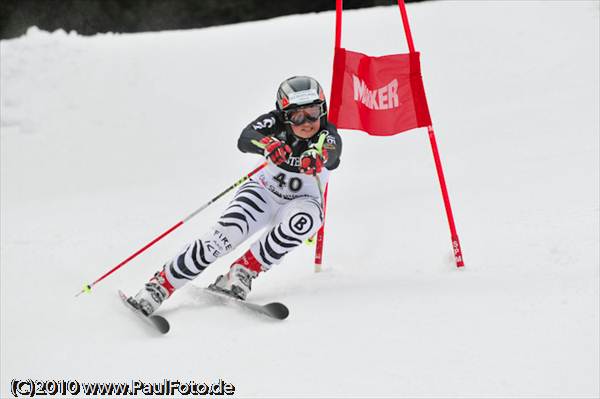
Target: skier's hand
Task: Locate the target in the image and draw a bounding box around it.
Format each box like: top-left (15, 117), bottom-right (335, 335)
top-left (299, 146), bottom-right (328, 175)
top-left (260, 137), bottom-right (291, 165)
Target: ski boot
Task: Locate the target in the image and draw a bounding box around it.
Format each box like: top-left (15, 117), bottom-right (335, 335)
top-left (131, 269), bottom-right (175, 316)
top-left (209, 249), bottom-right (261, 300)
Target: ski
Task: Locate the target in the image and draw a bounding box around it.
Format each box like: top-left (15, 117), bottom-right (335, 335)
top-left (118, 290), bottom-right (170, 334)
top-left (204, 286), bottom-right (289, 320)
top-left (117, 287), bottom-right (287, 335)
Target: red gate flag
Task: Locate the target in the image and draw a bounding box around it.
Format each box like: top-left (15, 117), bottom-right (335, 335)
top-left (320, 0), bottom-right (465, 268)
top-left (329, 49), bottom-right (432, 136)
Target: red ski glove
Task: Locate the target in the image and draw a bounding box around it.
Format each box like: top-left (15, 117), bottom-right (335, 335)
top-left (299, 146), bottom-right (328, 175)
top-left (259, 137), bottom-right (292, 165)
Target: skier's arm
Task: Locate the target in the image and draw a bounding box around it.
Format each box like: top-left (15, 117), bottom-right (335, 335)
top-left (238, 112), bottom-right (280, 155)
top-left (322, 124), bottom-right (342, 171)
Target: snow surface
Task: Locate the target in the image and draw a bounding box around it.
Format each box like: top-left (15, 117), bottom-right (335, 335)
top-left (1, 1), bottom-right (599, 397)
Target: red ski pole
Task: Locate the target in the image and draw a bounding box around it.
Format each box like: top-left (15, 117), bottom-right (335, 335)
top-left (75, 161), bottom-right (268, 297)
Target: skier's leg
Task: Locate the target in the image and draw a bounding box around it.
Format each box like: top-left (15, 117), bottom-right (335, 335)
top-left (252, 196), bottom-right (323, 269)
top-left (164, 180), bottom-right (275, 288)
top-left (132, 181), bottom-right (276, 315)
top-left (211, 196), bottom-right (323, 300)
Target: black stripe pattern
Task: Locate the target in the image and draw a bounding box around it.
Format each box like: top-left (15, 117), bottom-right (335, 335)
top-left (167, 239), bottom-right (211, 283)
top-left (217, 182), bottom-right (266, 236)
top-left (163, 181), bottom-right (324, 286)
top-left (253, 200), bottom-right (323, 269)
top-left (165, 181), bottom-right (273, 288)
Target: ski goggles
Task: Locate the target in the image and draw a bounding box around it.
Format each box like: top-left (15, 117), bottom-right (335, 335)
top-left (284, 104), bottom-right (324, 125)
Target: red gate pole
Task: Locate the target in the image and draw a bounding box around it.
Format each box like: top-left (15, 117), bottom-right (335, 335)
top-left (398, 0), bottom-right (464, 267)
top-left (427, 125), bottom-right (464, 267)
top-left (313, 0), bottom-right (343, 272)
top-left (314, 184), bottom-right (329, 272)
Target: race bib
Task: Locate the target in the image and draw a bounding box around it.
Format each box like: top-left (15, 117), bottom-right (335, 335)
top-left (253, 163), bottom-right (329, 202)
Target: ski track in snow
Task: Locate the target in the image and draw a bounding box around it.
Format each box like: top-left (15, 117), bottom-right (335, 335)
top-left (1, 1), bottom-right (599, 397)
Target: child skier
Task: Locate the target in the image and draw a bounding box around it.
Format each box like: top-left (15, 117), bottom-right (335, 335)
top-left (129, 76), bottom-right (342, 316)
